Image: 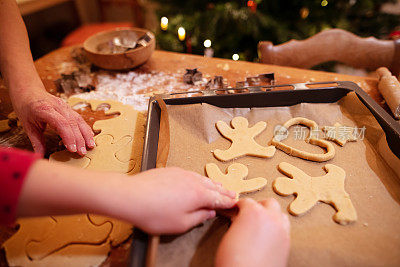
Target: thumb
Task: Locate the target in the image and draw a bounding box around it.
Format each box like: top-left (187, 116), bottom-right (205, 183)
top-left (25, 125), bottom-right (46, 156)
top-left (237, 198), bottom-right (258, 211)
top-left (187, 209), bottom-right (216, 227)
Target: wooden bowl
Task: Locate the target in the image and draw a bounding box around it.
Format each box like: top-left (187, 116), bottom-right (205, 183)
top-left (83, 27), bottom-right (155, 70)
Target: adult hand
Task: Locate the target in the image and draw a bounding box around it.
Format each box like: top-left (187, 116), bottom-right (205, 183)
top-left (100, 167), bottom-right (237, 235)
top-left (12, 89), bottom-right (94, 156)
top-left (215, 198), bottom-right (290, 267)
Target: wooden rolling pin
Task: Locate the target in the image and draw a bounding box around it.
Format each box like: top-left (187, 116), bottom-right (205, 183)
top-left (259, 29), bottom-right (400, 75)
top-left (377, 67), bottom-right (400, 119)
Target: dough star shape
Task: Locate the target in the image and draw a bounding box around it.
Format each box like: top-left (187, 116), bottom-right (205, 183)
top-left (322, 122), bottom-right (358, 146)
top-left (205, 163), bottom-right (268, 198)
top-left (273, 162), bottom-right (357, 225)
top-left (271, 117), bottom-right (335, 162)
top-left (213, 116), bottom-right (276, 161)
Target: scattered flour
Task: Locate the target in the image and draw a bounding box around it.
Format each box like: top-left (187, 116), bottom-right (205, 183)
top-left (73, 70), bottom-right (201, 112)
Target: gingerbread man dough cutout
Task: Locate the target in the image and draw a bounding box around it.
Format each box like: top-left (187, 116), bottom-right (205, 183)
top-left (213, 117), bottom-right (276, 161)
top-left (271, 117), bottom-right (335, 162)
top-left (322, 122), bottom-right (358, 146)
top-left (205, 163), bottom-right (267, 198)
top-left (273, 162), bottom-right (357, 225)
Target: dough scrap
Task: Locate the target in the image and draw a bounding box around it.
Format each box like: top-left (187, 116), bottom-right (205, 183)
top-left (271, 117), bottom-right (335, 162)
top-left (213, 116), bottom-right (276, 161)
top-left (0, 119), bottom-right (11, 132)
top-left (88, 215), bottom-right (132, 247)
top-left (50, 134), bottom-right (135, 173)
top-left (205, 163), bottom-right (268, 198)
top-left (5, 241), bottom-right (110, 267)
top-left (85, 134), bottom-right (135, 173)
top-left (2, 217), bottom-right (57, 263)
top-left (68, 98), bottom-right (140, 143)
top-left (322, 122), bottom-right (358, 146)
top-left (4, 98), bottom-right (144, 267)
top-left (49, 150), bottom-right (91, 169)
top-left (273, 162), bottom-right (357, 225)
top-left (2, 216), bottom-right (111, 266)
top-left (26, 215), bottom-right (112, 260)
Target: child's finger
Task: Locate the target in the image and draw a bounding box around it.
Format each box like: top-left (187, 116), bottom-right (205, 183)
top-left (187, 209), bottom-right (216, 226)
top-left (201, 190), bottom-right (237, 209)
top-left (196, 175), bottom-right (236, 199)
top-left (260, 198), bottom-right (281, 213)
top-left (236, 198), bottom-right (258, 211)
top-left (282, 214), bottom-right (291, 236)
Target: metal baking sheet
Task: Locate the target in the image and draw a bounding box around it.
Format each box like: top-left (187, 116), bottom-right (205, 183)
top-left (129, 81), bottom-right (400, 267)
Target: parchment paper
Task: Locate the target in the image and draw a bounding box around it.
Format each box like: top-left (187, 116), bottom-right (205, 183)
top-left (157, 92), bottom-right (400, 267)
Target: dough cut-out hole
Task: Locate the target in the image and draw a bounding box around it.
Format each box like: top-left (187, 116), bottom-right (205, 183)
top-left (96, 103), bottom-right (111, 112)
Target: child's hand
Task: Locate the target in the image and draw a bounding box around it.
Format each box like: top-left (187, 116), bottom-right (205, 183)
top-left (215, 198), bottom-right (290, 267)
top-left (102, 167), bottom-right (237, 235)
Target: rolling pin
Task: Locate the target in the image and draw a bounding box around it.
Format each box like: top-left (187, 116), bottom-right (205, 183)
top-left (258, 29), bottom-right (397, 72)
top-left (376, 67), bottom-right (400, 119)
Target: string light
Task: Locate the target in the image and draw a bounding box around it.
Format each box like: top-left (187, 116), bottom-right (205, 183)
top-left (321, 0), bottom-right (328, 6)
top-left (300, 7), bottom-right (309, 19)
top-left (232, 54), bottom-right (239, 61)
top-left (247, 0), bottom-right (257, 12)
top-left (178, 27), bottom-right (186, 41)
top-left (160, 17), bottom-right (168, 31)
top-left (204, 39), bottom-right (211, 48)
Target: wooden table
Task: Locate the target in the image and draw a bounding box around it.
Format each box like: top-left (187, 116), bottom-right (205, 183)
top-left (17, 0), bottom-right (71, 16)
top-left (0, 46), bottom-right (384, 266)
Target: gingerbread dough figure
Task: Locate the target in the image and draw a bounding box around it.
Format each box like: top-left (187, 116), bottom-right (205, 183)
top-left (271, 117), bottom-right (335, 162)
top-left (213, 117), bottom-right (276, 161)
top-left (273, 162), bottom-right (357, 225)
top-left (322, 122), bottom-right (358, 146)
top-left (205, 163), bottom-right (267, 198)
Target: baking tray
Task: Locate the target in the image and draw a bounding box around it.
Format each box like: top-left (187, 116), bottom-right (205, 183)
top-left (128, 81), bottom-right (400, 267)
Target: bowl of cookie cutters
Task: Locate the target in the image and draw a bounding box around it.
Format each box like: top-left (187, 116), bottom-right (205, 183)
top-left (83, 27), bottom-right (155, 70)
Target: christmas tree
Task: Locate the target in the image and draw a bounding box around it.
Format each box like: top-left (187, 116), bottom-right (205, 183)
top-left (153, 0), bottom-right (399, 62)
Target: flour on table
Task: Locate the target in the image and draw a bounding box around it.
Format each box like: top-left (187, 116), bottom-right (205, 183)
top-left (73, 71), bottom-right (202, 112)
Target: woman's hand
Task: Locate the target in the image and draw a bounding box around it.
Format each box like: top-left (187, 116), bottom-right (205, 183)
top-left (215, 198), bottom-right (290, 267)
top-left (12, 89), bottom-right (94, 156)
top-left (99, 167), bottom-right (238, 235)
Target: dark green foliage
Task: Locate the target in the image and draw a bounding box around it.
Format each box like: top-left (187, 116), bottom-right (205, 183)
top-left (154, 0), bottom-right (399, 62)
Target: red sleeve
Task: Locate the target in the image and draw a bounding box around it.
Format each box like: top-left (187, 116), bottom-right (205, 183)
top-left (0, 147), bottom-right (41, 225)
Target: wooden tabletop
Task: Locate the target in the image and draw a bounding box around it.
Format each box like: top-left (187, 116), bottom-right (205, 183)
top-left (0, 46), bottom-right (383, 266)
